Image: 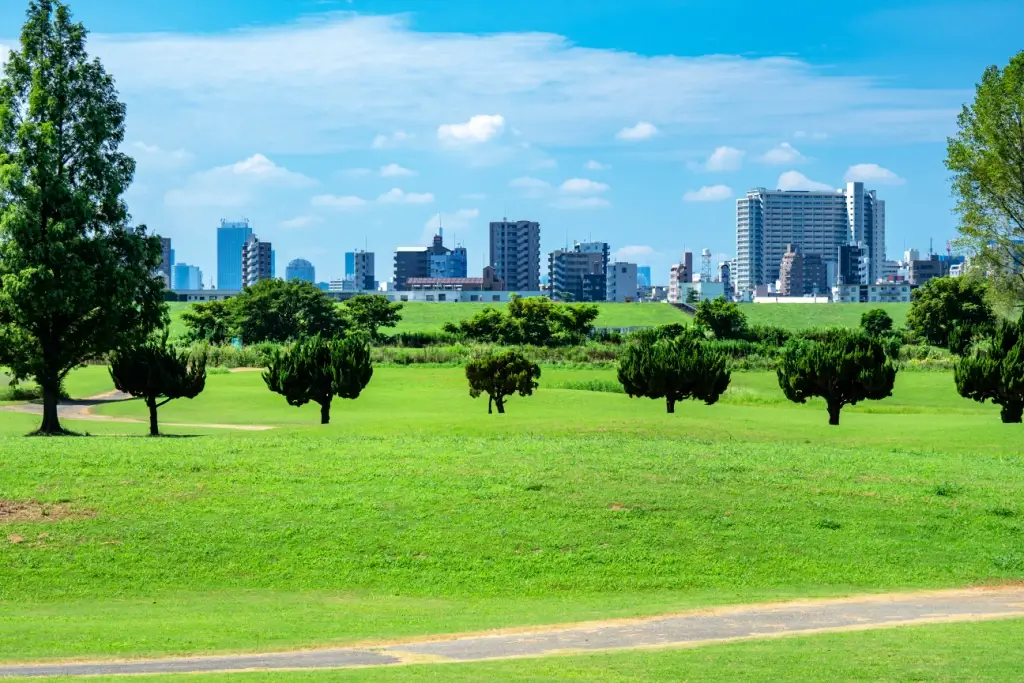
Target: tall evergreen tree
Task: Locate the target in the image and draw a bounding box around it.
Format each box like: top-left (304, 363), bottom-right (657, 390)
top-left (777, 329), bottom-right (897, 425)
top-left (955, 315), bottom-right (1024, 423)
top-left (109, 334), bottom-right (206, 436)
top-left (263, 334), bottom-right (373, 424)
top-left (617, 328), bottom-right (730, 413)
top-left (0, 1), bottom-right (164, 434)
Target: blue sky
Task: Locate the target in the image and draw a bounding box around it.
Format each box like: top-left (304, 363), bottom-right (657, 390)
top-left (2, 0), bottom-right (1022, 285)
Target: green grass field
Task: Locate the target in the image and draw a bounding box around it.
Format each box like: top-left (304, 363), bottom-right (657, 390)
top-left (743, 302), bottom-right (910, 331)
top-left (2, 364), bottom-right (1022, 667)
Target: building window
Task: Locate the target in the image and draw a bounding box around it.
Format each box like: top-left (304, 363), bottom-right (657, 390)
top-left (400, 295), bottom-right (409, 302)
top-left (492, 295), bottom-right (501, 302)
top-left (426, 295), bottom-right (435, 302)
top-left (438, 294), bottom-right (446, 302)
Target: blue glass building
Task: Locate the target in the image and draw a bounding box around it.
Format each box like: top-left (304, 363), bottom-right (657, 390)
top-left (345, 252), bottom-right (356, 278)
top-left (216, 220), bottom-right (253, 290)
top-left (637, 266), bottom-right (652, 288)
top-left (285, 258), bottom-right (316, 283)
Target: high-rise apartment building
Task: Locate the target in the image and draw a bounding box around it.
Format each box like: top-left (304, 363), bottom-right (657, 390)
top-left (735, 182), bottom-right (885, 294)
top-left (352, 250), bottom-right (376, 290)
top-left (668, 252), bottom-right (694, 304)
top-left (393, 233), bottom-right (460, 290)
top-left (217, 219), bottom-right (253, 290)
top-left (285, 258), bottom-right (316, 283)
top-left (428, 232), bottom-right (467, 279)
top-left (606, 262), bottom-right (638, 303)
top-left (489, 219), bottom-right (541, 292)
top-left (548, 247), bottom-right (606, 302)
top-left (171, 263), bottom-right (203, 291)
top-left (778, 245), bottom-right (803, 296)
top-left (155, 237), bottom-right (173, 286)
top-left (241, 234), bottom-right (273, 287)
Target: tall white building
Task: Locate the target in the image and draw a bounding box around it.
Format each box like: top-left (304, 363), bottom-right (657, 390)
top-left (735, 182), bottom-right (886, 294)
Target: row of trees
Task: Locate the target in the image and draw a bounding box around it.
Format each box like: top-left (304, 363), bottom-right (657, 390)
top-left (444, 296), bottom-right (599, 346)
top-left (182, 281), bottom-right (404, 345)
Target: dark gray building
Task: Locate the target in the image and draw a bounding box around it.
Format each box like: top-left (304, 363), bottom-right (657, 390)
top-left (489, 219), bottom-right (541, 291)
top-left (549, 247), bottom-right (606, 302)
top-left (837, 244), bottom-right (864, 285)
top-left (393, 247), bottom-right (430, 291)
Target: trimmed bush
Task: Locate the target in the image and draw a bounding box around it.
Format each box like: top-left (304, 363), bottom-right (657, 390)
top-left (617, 329), bottom-right (731, 413)
top-left (955, 315), bottom-right (1024, 423)
top-left (465, 350), bottom-right (541, 414)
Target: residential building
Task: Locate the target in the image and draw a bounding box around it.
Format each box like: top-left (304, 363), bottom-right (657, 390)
top-left (832, 282), bottom-right (912, 304)
top-left (171, 263), bottom-right (203, 291)
top-left (393, 247), bottom-right (429, 290)
top-left (352, 250), bottom-right (376, 291)
top-left (718, 262), bottom-right (732, 300)
top-left (803, 253), bottom-right (828, 295)
top-left (428, 232), bottom-right (468, 279)
top-left (778, 244), bottom-right (803, 297)
top-left (837, 244), bottom-right (864, 285)
top-left (489, 219), bottom-right (541, 291)
top-left (241, 234), bottom-right (273, 287)
top-left (549, 246), bottom-right (606, 302)
top-left (394, 233), bottom-right (462, 290)
top-left (216, 219), bottom-right (253, 290)
top-left (285, 258), bottom-right (316, 283)
top-left (606, 262), bottom-right (638, 302)
top-left (735, 182), bottom-right (886, 294)
top-left (637, 266), bottom-right (652, 288)
top-left (155, 236), bottom-right (173, 286)
top-left (405, 266), bottom-right (504, 294)
top-left (908, 255), bottom-right (951, 285)
top-left (668, 252), bottom-right (694, 303)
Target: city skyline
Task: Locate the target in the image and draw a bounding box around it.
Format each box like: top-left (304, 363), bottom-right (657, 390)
top-left (6, 1), bottom-right (1020, 283)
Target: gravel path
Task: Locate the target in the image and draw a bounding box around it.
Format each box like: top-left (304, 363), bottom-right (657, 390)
top-left (2, 587), bottom-right (1022, 678)
top-left (0, 392), bottom-right (274, 431)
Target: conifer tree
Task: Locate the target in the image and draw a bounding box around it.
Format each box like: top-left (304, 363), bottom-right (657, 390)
top-left (465, 350), bottom-right (540, 414)
top-left (617, 329), bottom-right (730, 413)
top-left (955, 316), bottom-right (1024, 423)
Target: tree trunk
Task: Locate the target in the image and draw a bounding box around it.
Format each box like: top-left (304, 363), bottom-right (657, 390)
top-left (666, 397), bottom-right (676, 414)
top-left (488, 395), bottom-right (493, 414)
top-left (147, 397), bottom-right (159, 436)
top-left (495, 396), bottom-right (505, 414)
top-left (827, 400), bottom-right (842, 426)
top-left (37, 377), bottom-right (63, 435)
top-left (320, 399), bottom-right (331, 425)
top-left (1000, 402), bottom-right (1024, 424)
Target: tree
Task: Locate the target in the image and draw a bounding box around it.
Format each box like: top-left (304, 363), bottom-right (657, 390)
top-left (445, 297), bottom-right (599, 347)
top-left (465, 350), bottom-right (540, 414)
top-left (617, 328), bottom-right (730, 413)
top-left (693, 297), bottom-right (747, 340)
top-left (955, 315), bottom-right (1024, 423)
top-left (263, 334), bottom-right (372, 424)
top-left (181, 300), bottom-right (233, 345)
top-left (860, 308), bottom-right (894, 337)
top-left (776, 329), bottom-right (897, 426)
top-left (0, 1), bottom-right (165, 434)
top-left (235, 279), bottom-right (347, 344)
top-left (906, 277), bottom-right (994, 352)
top-left (946, 51), bottom-right (1024, 306)
top-left (109, 333), bottom-right (206, 436)
top-left (343, 294), bottom-right (403, 341)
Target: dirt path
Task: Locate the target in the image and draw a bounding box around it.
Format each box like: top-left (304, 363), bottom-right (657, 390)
top-left (1, 587), bottom-right (1022, 678)
top-left (0, 392), bottom-right (274, 432)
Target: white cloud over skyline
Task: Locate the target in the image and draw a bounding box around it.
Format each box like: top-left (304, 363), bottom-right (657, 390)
top-left (776, 171), bottom-right (834, 192)
top-left (759, 143), bottom-right (806, 165)
top-left (616, 122), bottom-right (658, 141)
top-left (844, 163), bottom-right (905, 185)
top-left (438, 114), bottom-right (506, 144)
top-left (704, 146), bottom-right (745, 171)
top-left (683, 185), bottom-right (733, 202)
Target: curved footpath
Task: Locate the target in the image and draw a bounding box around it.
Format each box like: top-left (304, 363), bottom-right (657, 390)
top-left (1, 587), bottom-right (1022, 678)
top-left (0, 391), bottom-right (273, 431)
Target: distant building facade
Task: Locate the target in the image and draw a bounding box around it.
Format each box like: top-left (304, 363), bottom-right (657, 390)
top-left (156, 237), bottom-right (173, 286)
top-left (637, 266), bottom-right (652, 288)
top-left (489, 219), bottom-right (541, 291)
top-left (668, 252), bottom-right (695, 304)
top-left (172, 263), bottom-right (203, 291)
top-left (549, 246), bottom-right (607, 302)
top-left (285, 258), bottom-right (316, 283)
top-left (241, 234), bottom-right (273, 287)
top-left (606, 262), bottom-right (638, 303)
top-left (217, 219), bottom-right (253, 290)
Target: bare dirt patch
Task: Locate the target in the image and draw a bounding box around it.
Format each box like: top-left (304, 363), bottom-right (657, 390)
top-left (0, 500), bottom-right (91, 524)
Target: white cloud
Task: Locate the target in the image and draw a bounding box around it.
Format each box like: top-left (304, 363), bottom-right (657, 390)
top-left (616, 121), bottom-right (658, 141)
top-left (164, 153), bottom-right (314, 207)
top-left (421, 208), bottom-right (479, 242)
top-left (89, 15), bottom-right (964, 153)
top-left (131, 142), bottom-right (193, 169)
top-left (776, 171), bottom-right (835, 192)
top-left (613, 245), bottom-right (656, 262)
top-left (844, 163), bottom-right (905, 185)
top-left (584, 160), bottom-right (610, 171)
top-left (560, 178), bottom-right (610, 194)
top-left (704, 146), bottom-right (745, 172)
top-left (510, 176), bottom-right (552, 198)
top-left (551, 196), bottom-right (611, 210)
top-left (462, 192), bottom-right (488, 200)
top-left (372, 130), bottom-right (413, 149)
top-left (280, 215), bottom-right (323, 229)
top-left (312, 194), bottom-right (369, 209)
top-left (683, 185), bottom-right (733, 202)
top-left (377, 188), bottom-right (435, 204)
top-left (380, 163), bottom-right (416, 177)
top-left (759, 142), bottom-right (806, 165)
top-left (438, 114), bottom-right (506, 144)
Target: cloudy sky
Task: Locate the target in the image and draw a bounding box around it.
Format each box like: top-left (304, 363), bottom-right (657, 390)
top-left (2, 0), bottom-right (1021, 285)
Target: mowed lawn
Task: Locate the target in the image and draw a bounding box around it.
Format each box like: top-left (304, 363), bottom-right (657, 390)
top-left (1, 364), bottom-right (1022, 664)
top-left (743, 302), bottom-right (910, 330)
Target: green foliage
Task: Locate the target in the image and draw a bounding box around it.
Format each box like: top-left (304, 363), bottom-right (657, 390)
top-left (694, 297), bottom-right (748, 339)
top-left (777, 329), bottom-right (897, 425)
top-left (109, 333), bottom-right (206, 435)
top-left (860, 309), bottom-right (894, 337)
top-left (181, 280), bottom-right (347, 345)
top-left (617, 328), bottom-right (731, 413)
top-left (342, 294), bottom-right (403, 341)
top-left (946, 50), bottom-right (1024, 306)
top-left (906, 277), bottom-right (994, 352)
top-left (465, 349), bottom-right (541, 413)
top-left (263, 334), bottom-right (373, 424)
top-left (742, 324), bottom-right (792, 346)
top-left (446, 296), bottom-right (599, 346)
top-left (954, 315), bottom-right (1024, 422)
top-left (0, 1), bottom-right (166, 434)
